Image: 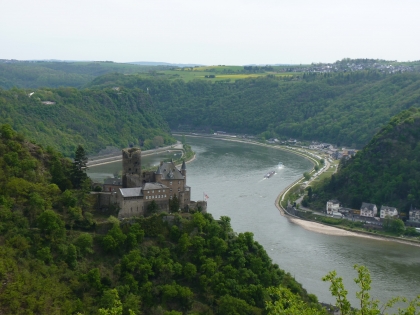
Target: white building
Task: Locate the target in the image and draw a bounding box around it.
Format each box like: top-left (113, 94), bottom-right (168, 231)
top-left (360, 202), bottom-right (377, 217)
top-left (409, 206), bottom-right (420, 222)
top-left (380, 205), bottom-right (398, 218)
top-left (326, 200), bottom-right (340, 214)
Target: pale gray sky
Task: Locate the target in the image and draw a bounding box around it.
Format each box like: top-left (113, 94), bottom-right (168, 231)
top-left (2, 0), bottom-right (419, 65)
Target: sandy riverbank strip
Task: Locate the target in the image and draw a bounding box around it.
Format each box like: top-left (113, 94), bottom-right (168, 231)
top-left (275, 190), bottom-right (420, 247)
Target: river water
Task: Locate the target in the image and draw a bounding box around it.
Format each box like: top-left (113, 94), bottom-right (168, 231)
top-left (87, 136), bottom-right (420, 306)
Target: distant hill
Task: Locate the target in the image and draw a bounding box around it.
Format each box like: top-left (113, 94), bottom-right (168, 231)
top-left (88, 71), bottom-right (420, 148)
top-left (310, 108), bottom-right (420, 213)
top-left (0, 61), bottom-right (173, 89)
top-left (0, 87), bottom-right (174, 156)
top-left (128, 61), bottom-right (204, 67)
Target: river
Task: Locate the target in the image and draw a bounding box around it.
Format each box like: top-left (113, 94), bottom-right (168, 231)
top-left (87, 136), bottom-right (420, 306)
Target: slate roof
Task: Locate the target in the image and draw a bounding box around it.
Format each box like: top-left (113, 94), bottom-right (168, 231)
top-left (119, 187), bottom-right (143, 197)
top-left (156, 162), bottom-right (184, 180)
top-left (104, 178), bottom-right (122, 185)
top-left (143, 182), bottom-right (169, 190)
top-left (328, 199), bottom-right (340, 204)
top-left (181, 160), bottom-right (186, 170)
top-left (380, 205), bottom-right (397, 212)
top-left (361, 202), bottom-right (377, 210)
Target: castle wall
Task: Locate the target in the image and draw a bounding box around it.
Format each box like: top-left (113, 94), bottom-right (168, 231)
top-left (118, 197), bottom-right (145, 219)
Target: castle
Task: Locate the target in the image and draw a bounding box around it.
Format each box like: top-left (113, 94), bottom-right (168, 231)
top-left (98, 147), bottom-right (206, 218)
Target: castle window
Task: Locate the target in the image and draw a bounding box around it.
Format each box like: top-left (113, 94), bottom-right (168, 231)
top-left (169, 182), bottom-right (172, 185)
top-left (164, 195), bottom-right (166, 198)
top-left (178, 181), bottom-right (180, 184)
top-left (163, 189), bottom-right (165, 192)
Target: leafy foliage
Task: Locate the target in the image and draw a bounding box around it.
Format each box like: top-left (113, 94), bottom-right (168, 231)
top-left (0, 87), bottom-right (175, 156)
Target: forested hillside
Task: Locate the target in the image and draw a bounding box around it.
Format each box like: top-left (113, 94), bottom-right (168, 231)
top-left (309, 108), bottom-right (420, 213)
top-left (0, 125), bottom-right (319, 314)
top-left (90, 71), bottom-right (420, 148)
top-left (0, 61), bottom-right (171, 89)
top-left (0, 87), bottom-right (174, 156)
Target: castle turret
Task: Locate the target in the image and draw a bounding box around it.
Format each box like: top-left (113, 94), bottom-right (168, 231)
top-left (155, 163), bottom-right (162, 182)
top-left (122, 147), bottom-right (142, 188)
top-left (181, 160), bottom-right (187, 181)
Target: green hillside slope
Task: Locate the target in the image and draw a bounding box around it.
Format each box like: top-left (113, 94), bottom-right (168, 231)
top-left (0, 87), bottom-right (174, 156)
top-left (310, 108), bottom-right (420, 213)
top-left (89, 71), bottom-right (420, 148)
top-left (0, 61), bottom-right (172, 89)
top-left (0, 126), bottom-right (318, 314)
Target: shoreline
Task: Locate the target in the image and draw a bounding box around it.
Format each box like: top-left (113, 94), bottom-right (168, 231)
top-left (274, 175), bottom-right (420, 247)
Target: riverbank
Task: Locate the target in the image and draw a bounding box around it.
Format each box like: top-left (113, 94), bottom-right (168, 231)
top-left (274, 175), bottom-right (420, 247)
top-left (87, 143), bottom-right (189, 168)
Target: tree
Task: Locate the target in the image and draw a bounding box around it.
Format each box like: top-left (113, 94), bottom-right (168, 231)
top-left (303, 172), bottom-right (311, 180)
top-left (37, 210), bottom-right (65, 242)
top-left (267, 265), bottom-right (413, 315)
top-left (0, 124), bottom-right (15, 139)
top-left (153, 136), bottom-right (164, 147)
top-left (306, 187), bottom-right (313, 200)
top-left (147, 200), bottom-right (158, 215)
top-left (71, 145), bottom-right (88, 189)
top-left (169, 195), bottom-right (180, 213)
top-left (74, 233), bottom-right (94, 256)
top-left (218, 295), bottom-right (257, 315)
top-left (183, 263), bottom-right (197, 280)
top-left (383, 217), bottom-right (405, 234)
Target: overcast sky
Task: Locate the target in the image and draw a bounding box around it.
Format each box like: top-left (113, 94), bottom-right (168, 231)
top-left (2, 0), bottom-right (419, 65)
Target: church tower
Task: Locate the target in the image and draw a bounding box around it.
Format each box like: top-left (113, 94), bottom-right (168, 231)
top-left (122, 147), bottom-right (142, 188)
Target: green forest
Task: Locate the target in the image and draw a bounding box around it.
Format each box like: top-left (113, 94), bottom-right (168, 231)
top-left (307, 108), bottom-right (420, 213)
top-left (0, 87), bottom-right (174, 156)
top-left (88, 71), bottom-right (420, 148)
top-left (0, 125), bottom-right (320, 314)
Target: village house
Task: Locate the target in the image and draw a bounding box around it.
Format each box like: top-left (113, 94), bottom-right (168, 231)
top-left (409, 206), bottom-right (420, 222)
top-left (326, 200), bottom-right (340, 214)
top-left (380, 205), bottom-right (398, 218)
top-left (360, 202), bottom-right (377, 217)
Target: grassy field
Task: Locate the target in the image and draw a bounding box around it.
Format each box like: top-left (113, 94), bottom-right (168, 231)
top-left (130, 65), bottom-right (295, 82)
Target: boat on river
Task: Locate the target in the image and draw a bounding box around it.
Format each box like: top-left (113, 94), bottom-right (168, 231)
top-left (264, 170), bottom-right (275, 178)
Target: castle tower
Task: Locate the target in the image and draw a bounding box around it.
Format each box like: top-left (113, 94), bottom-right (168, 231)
top-left (122, 147), bottom-right (142, 188)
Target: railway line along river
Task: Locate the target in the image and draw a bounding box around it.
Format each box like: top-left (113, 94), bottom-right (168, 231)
top-left (87, 136), bottom-right (420, 306)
